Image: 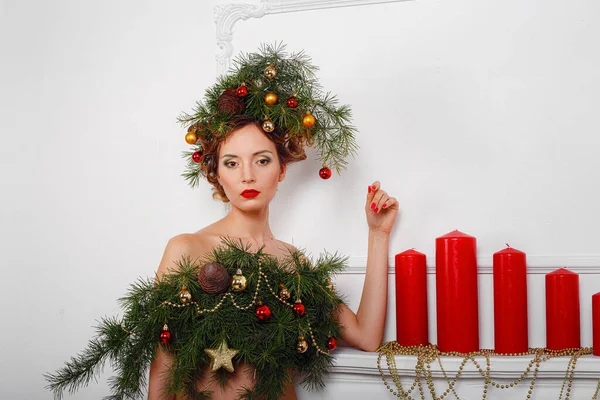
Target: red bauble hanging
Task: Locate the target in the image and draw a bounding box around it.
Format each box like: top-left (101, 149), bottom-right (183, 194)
top-left (192, 151), bottom-right (202, 163)
top-left (236, 84), bottom-right (248, 97)
top-left (327, 336), bottom-right (337, 351)
top-left (159, 323), bottom-right (172, 345)
top-left (256, 302), bottom-right (272, 321)
top-left (293, 300), bottom-right (306, 316)
top-left (286, 97), bottom-right (298, 108)
top-left (319, 167), bottom-right (332, 180)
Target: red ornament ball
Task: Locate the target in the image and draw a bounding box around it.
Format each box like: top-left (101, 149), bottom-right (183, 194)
top-left (159, 327), bottom-right (171, 345)
top-left (319, 167), bottom-right (332, 180)
top-left (256, 303), bottom-right (272, 321)
top-left (286, 97), bottom-right (298, 108)
top-left (327, 336), bottom-right (337, 351)
top-left (293, 300), bottom-right (306, 316)
top-left (192, 151), bottom-right (202, 163)
top-left (236, 85), bottom-right (248, 97)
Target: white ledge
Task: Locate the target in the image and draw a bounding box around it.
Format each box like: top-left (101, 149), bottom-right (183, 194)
top-left (331, 347), bottom-right (600, 379)
top-left (342, 255), bottom-right (600, 274)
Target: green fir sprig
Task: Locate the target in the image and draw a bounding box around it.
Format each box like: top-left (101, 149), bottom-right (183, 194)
top-left (45, 238), bottom-right (346, 400)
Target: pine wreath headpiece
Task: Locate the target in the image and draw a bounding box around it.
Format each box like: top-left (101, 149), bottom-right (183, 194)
top-left (178, 43), bottom-right (358, 186)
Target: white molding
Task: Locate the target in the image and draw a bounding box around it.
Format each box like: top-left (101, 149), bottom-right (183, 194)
top-left (214, 2), bottom-right (269, 75)
top-left (214, 0), bottom-right (412, 75)
top-left (342, 255), bottom-right (600, 275)
top-left (332, 347), bottom-right (600, 379)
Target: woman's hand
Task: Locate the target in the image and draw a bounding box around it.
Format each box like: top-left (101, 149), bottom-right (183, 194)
top-left (365, 181), bottom-right (399, 235)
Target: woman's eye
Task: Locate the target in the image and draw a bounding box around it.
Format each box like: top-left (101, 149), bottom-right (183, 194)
top-left (257, 158), bottom-right (270, 165)
top-left (225, 161), bottom-right (237, 168)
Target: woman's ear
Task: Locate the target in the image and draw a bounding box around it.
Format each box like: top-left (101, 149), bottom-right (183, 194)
top-left (278, 163), bottom-right (287, 182)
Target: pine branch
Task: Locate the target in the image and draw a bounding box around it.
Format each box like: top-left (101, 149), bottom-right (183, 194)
top-left (46, 240), bottom-right (346, 399)
top-left (44, 317), bottom-right (130, 399)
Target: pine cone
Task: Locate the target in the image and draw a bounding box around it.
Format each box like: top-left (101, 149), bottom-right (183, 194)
top-left (217, 89), bottom-right (245, 115)
top-left (198, 262), bottom-right (230, 294)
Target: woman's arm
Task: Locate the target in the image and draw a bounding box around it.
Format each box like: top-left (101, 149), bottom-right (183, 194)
top-left (148, 234), bottom-right (209, 400)
top-left (337, 181), bottom-right (399, 352)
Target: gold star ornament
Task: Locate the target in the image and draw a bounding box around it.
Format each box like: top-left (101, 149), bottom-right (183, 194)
top-left (204, 341), bottom-right (239, 373)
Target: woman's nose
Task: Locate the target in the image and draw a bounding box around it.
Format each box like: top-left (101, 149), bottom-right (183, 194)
top-left (241, 164), bottom-right (256, 184)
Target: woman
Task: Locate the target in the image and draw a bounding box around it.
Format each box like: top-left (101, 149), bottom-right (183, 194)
top-left (46, 44), bottom-right (399, 400)
top-left (148, 115), bottom-right (398, 399)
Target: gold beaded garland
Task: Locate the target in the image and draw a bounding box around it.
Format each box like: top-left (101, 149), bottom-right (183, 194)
top-left (157, 258), bottom-right (334, 356)
top-left (377, 342), bottom-right (593, 400)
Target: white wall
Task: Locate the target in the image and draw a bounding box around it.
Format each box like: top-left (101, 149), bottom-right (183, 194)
top-left (1, 0), bottom-right (600, 399)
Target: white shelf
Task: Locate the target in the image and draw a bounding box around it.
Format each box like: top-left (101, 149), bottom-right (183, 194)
top-left (331, 347), bottom-right (600, 379)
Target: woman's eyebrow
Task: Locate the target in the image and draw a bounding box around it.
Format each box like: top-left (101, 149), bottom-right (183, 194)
top-left (220, 150), bottom-right (273, 159)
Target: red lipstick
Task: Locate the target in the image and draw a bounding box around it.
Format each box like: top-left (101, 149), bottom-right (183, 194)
top-left (241, 189), bottom-right (260, 199)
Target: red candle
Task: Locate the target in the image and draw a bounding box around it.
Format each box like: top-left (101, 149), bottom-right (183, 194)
top-left (395, 249), bottom-right (428, 346)
top-left (493, 245), bottom-right (528, 354)
top-left (545, 268), bottom-right (580, 350)
top-left (593, 292), bottom-right (600, 356)
top-left (435, 230), bottom-right (479, 353)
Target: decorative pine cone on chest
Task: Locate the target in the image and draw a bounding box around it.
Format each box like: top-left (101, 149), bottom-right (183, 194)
top-left (197, 262), bottom-right (230, 294)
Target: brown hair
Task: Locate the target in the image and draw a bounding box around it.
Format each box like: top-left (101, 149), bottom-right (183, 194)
top-left (197, 115), bottom-right (307, 202)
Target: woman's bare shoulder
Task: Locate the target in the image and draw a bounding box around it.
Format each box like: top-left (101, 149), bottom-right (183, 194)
top-left (275, 240), bottom-right (312, 263)
top-left (156, 231), bottom-right (222, 279)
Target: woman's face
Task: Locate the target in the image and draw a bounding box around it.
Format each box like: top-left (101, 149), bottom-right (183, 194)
top-left (217, 123), bottom-right (286, 210)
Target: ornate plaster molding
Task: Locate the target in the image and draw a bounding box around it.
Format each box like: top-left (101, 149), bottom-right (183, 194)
top-left (214, 0), bottom-right (412, 75)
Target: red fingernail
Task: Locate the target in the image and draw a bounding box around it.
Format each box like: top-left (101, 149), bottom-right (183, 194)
top-left (368, 186), bottom-right (371, 193)
top-left (371, 185), bottom-right (377, 190)
top-left (371, 202), bottom-right (376, 209)
top-left (382, 203), bottom-right (387, 208)
top-left (375, 207), bottom-right (379, 213)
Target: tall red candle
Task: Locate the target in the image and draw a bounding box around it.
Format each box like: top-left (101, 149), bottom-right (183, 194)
top-left (545, 268), bottom-right (580, 350)
top-left (435, 230), bottom-right (479, 353)
top-left (493, 245), bottom-right (528, 354)
top-left (593, 292), bottom-right (600, 356)
top-left (395, 249), bottom-right (428, 346)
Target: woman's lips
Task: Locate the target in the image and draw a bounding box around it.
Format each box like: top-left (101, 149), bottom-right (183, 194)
top-left (241, 189), bottom-right (260, 198)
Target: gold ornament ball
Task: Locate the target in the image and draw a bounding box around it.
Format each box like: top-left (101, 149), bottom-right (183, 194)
top-left (185, 131), bottom-right (198, 145)
top-left (297, 336), bottom-right (309, 353)
top-left (179, 285), bottom-right (192, 304)
top-left (325, 279), bottom-right (335, 292)
top-left (231, 268), bottom-right (248, 292)
top-left (262, 120), bottom-right (275, 133)
top-left (279, 285), bottom-right (291, 301)
top-left (264, 64), bottom-right (277, 79)
top-left (264, 92), bottom-right (278, 105)
top-left (302, 112), bottom-right (316, 128)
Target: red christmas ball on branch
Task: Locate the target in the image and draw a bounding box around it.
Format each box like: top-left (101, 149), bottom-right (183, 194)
top-left (327, 336), bottom-right (337, 351)
top-left (293, 300), bottom-right (306, 316)
top-left (159, 324), bottom-right (172, 345)
top-left (256, 302), bottom-right (272, 321)
top-left (286, 97), bottom-right (298, 108)
top-left (236, 84), bottom-right (248, 97)
top-left (192, 151), bottom-right (202, 163)
top-left (319, 167), bottom-right (332, 180)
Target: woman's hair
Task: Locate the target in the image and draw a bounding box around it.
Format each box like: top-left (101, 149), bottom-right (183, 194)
top-left (197, 115), bottom-right (307, 202)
